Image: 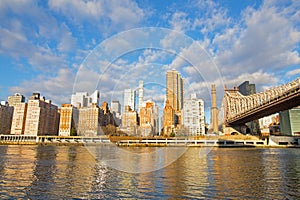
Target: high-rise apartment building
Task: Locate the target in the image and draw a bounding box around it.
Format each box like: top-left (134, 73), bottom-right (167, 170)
top-left (24, 93), bottom-right (60, 136)
top-left (58, 104), bottom-right (79, 136)
top-left (111, 100), bottom-right (121, 114)
top-left (111, 100), bottom-right (121, 126)
top-left (11, 102), bottom-right (28, 135)
top-left (124, 89), bottom-right (136, 111)
top-left (0, 101), bottom-right (14, 134)
top-left (7, 93), bottom-right (25, 107)
top-left (71, 90), bottom-right (99, 108)
top-left (121, 105), bottom-right (138, 136)
top-left (162, 100), bottom-right (175, 136)
top-left (166, 70), bottom-right (184, 112)
top-left (77, 103), bottom-right (101, 136)
top-left (183, 94), bottom-right (205, 136)
top-left (139, 100), bottom-right (159, 137)
top-left (163, 70), bottom-right (184, 135)
top-left (138, 80), bottom-right (144, 112)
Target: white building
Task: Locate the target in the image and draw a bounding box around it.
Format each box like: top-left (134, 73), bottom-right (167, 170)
top-left (138, 80), bottom-right (144, 112)
top-left (24, 93), bottom-right (60, 136)
top-left (77, 104), bottom-right (101, 136)
top-left (124, 89), bottom-right (136, 111)
top-left (111, 100), bottom-right (121, 126)
top-left (71, 90), bottom-right (99, 108)
top-left (183, 94), bottom-right (205, 136)
top-left (11, 102), bottom-right (28, 135)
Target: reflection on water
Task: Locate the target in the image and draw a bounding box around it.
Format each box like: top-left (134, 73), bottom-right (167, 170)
top-left (0, 145), bottom-right (300, 199)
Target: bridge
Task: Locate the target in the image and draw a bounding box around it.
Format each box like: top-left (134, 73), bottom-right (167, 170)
top-left (223, 77), bottom-right (300, 126)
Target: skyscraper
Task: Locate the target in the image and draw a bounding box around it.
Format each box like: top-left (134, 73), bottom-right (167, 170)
top-left (138, 80), bottom-right (144, 112)
top-left (183, 94), bottom-right (205, 136)
top-left (124, 89), bottom-right (136, 111)
top-left (71, 90), bottom-right (100, 108)
top-left (166, 70), bottom-right (184, 111)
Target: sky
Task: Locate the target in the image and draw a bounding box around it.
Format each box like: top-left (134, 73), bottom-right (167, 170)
top-left (0, 0), bottom-right (300, 122)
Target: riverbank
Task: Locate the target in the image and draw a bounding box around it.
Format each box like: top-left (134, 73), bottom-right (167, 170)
top-left (0, 134), bottom-right (299, 148)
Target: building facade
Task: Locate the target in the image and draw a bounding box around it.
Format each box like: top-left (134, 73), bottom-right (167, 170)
top-left (121, 105), bottom-right (138, 136)
top-left (183, 94), bottom-right (205, 136)
top-left (71, 90), bottom-right (99, 108)
top-left (138, 80), bottom-right (144, 112)
top-left (10, 102), bottom-right (28, 135)
top-left (280, 108), bottom-right (300, 136)
top-left (0, 102), bottom-right (14, 134)
top-left (58, 104), bottom-right (79, 136)
top-left (7, 93), bottom-right (25, 107)
top-left (77, 104), bottom-right (101, 136)
top-left (139, 100), bottom-right (159, 137)
top-left (164, 70), bottom-right (184, 133)
top-left (238, 81), bottom-right (256, 96)
top-left (166, 69), bottom-right (184, 112)
top-left (124, 89), bottom-right (136, 111)
top-left (238, 81), bottom-right (259, 135)
top-left (111, 100), bottom-right (121, 126)
top-left (24, 93), bottom-right (60, 136)
top-left (162, 100), bottom-right (175, 136)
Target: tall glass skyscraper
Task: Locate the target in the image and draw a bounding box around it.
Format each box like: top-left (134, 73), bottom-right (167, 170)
top-left (166, 69), bottom-right (184, 112)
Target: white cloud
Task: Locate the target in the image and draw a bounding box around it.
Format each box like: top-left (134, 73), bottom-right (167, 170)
top-left (10, 68), bottom-right (76, 105)
top-left (48, 0), bottom-right (145, 31)
top-left (286, 68), bottom-right (300, 77)
top-left (214, 1), bottom-right (300, 77)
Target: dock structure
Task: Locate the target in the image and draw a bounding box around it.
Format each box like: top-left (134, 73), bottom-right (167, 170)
top-left (0, 135), bottom-right (300, 147)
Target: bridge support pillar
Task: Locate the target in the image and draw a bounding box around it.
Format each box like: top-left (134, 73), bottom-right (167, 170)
top-left (223, 125), bottom-right (250, 135)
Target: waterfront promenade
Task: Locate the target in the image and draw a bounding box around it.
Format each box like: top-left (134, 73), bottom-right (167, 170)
top-left (1, 134), bottom-right (299, 148)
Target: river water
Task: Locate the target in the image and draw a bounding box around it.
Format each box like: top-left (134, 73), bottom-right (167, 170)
top-left (0, 145), bottom-right (300, 199)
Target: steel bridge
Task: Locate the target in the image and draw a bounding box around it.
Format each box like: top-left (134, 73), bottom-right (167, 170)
top-left (223, 77), bottom-right (300, 126)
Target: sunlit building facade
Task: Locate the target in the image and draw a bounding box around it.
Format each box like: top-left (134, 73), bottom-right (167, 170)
top-left (71, 90), bottom-right (99, 108)
top-left (7, 93), bottom-right (25, 107)
top-left (10, 102), bottom-right (28, 135)
top-left (139, 100), bottom-right (159, 137)
top-left (183, 94), bottom-right (205, 136)
top-left (24, 93), bottom-right (60, 136)
top-left (59, 104), bottom-right (79, 136)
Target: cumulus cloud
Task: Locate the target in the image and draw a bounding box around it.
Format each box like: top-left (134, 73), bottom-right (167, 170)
top-left (286, 68), bottom-right (300, 77)
top-left (10, 68), bottom-right (75, 105)
top-left (48, 0), bottom-right (145, 31)
top-left (214, 1), bottom-right (300, 77)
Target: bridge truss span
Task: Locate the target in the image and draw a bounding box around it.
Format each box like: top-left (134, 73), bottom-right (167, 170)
top-left (223, 77), bottom-right (300, 125)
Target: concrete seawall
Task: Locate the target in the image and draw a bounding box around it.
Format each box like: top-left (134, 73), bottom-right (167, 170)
top-left (1, 135), bottom-right (299, 148)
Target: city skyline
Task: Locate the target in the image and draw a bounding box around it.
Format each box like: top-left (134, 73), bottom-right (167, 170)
top-left (0, 0), bottom-right (299, 114)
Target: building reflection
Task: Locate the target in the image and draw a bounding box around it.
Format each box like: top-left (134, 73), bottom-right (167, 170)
top-left (0, 145), bottom-right (36, 198)
top-left (210, 149), bottom-right (268, 199)
top-left (161, 148), bottom-right (209, 199)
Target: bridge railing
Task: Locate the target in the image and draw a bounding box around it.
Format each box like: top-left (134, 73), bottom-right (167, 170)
top-left (224, 77), bottom-right (300, 121)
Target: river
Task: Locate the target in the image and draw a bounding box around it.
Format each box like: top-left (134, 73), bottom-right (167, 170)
top-left (0, 145), bottom-right (300, 199)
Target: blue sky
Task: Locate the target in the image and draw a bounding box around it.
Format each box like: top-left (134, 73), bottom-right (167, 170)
top-left (0, 0), bottom-right (300, 121)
